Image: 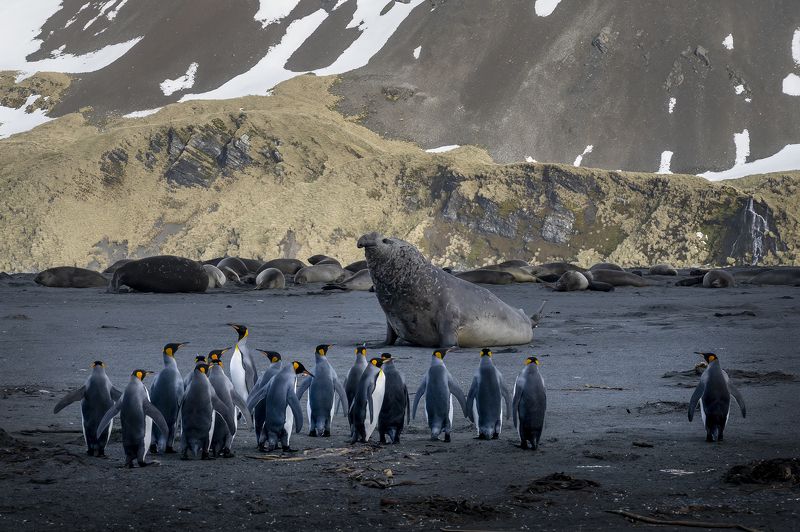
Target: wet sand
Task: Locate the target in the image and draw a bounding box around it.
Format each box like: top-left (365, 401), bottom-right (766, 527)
top-left (1, 273), bottom-right (798, 530)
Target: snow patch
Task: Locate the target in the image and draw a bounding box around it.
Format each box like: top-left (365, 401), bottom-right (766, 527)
top-left (254, 0), bottom-right (300, 28)
top-left (413, 46), bottom-right (421, 59)
top-left (734, 129), bottom-right (750, 166)
top-left (0, 0), bottom-right (64, 70)
top-left (793, 28), bottom-right (800, 65)
top-left (734, 84), bottom-right (745, 95)
top-left (783, 73), bottom-right (800, 96)
top-left (668, 97), bottom-right (676, 114)
top-left (534, 0), bottom-right (562, 17)
top-left (658, 151), bottom-right (673, 174)
top-left (123, 107), bottom-right (162, 118)
top-left (426, 145), bottom-right (460, 153)
top-left (722, 34), bottom-right (734, 50)
top-left (525, 156), bottom-right (536, 163)
top-left (0, 94), bottom-right (52, 139)
top-left (106, 0), bottom-right (128, 21)
top-left (160, 62), bottom-right (199, 96)
top-left (745, 97), bottom-right (752, 103)
top-left (13, 37), bottom-right (143, 81)
top-left (700, 143), bottom-right (800, 180)
top-left (573, 145), bottom-right (593, 167)
top-left (83, 0), bottom-right (118, 30)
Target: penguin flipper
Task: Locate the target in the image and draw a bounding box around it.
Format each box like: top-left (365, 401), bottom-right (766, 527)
top-left (211, 394), bottom-right (238, 434)
top-left (296, 376), bottom-right (312, 400)
top-left (465, 378), bottom-right (478, 423)
top-left (53, 386), bottom-right (86, 414)
top-left (333, 378), bottom-right (349, 418)
top-left (412, 375), bottom-right (427, 420)
top-left (367, 380), bottom-right (376, 424)
top-left (688, 382), bottom-right (705, 422)
top-left (447, 374), bottom-right (469, 417)
top-left (500, 380), bottom-right (513, 421)
top-left (95, 401), bottom-right (121, 439)
top-left (728, 383), bottom-right (746, 418)
top-left (405, 385), bottom-right (411, 423)
top-left (288, 389), bottom-right (303, 433)
top-left (231, 390), bottom-right (251, 424)
top-left (144, 399), bottom-right (169, 449)
top-left (246, 383), bottom-right (268, 413)
top-left (512, 377), bottom-right (523, 429)
top-left (110, 386), bottom-right (123, 401)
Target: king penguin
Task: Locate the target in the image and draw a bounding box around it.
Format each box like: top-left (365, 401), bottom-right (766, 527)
top-left (466, 348), bottom-right (512, 440)
top-left (96, 369), bottom-right (169, 467)
top-left (207, 350), bottom-right (249, 457)
top-left (297, 344), bottom-right (349, 437)
top-left (228, 323), bottom-right (258, 409)
top-left (689, 352), bottom-right (746, 442)
top-left (149, 342), bottom-right (188, 453)
top-left (345, 346), bottom-right (368, 439)
top-left (512, 357), bottom-right (547, 449)
top-left (377, 353), bottom-right (410, 444)
top-left (183, 355), bottom-right (207, 390)
top-left (349, 357), bottom-right (386, 444)
top-left (260, 361), bottom-right (311, 452)
top-left (246, 350), bottom-right (283, 448)
top-left (54, 360), bottom-right (122, 456)
top-left (412, 349), bottom-right (468, 442)
top-left (180, 363), bottom-right (240, 460)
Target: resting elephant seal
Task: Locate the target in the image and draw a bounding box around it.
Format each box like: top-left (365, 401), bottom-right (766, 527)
top-left (258, 258), bottom-right (305, 276)
top-left (746, 268), bottom-right (800, 286)
top-left (322, 269), bottom-right (374, 291)
top-left (344, 260), bottom-right (368, 273)
top-left (586, 269), bottom-right (650, 287)
top-left (357, 232), bottom-right (544, 348)
top-left (203, 264), bottom-right (227, 288)
top-left (316, 257), bottom-right (342, 267)
top-left (103, 259), bottom-right (134, 274)
top-left (109, 256), bottom-right (208, 293)
top-left (254, 268), bottom-right (286, 290)
top-left (35, 267), bottom-right (108, 288)
top-left (649, 263), bottom-right (678, 276)
top-left (294, 264), bottom-right (347, 284)
top-left (486, 264), bottom-right (538, 282)
top-left (531, 262), bottom-right (587, 277)
top-left (308, 254), bottom-right (336, 265)
top-left (553, 271), bottom-right (589, 291)
top-left (239, 258), bottom-right (265, 273)
top-left (590, 262), bottom-right (623, 272)
top-left (703, 270), bottom-right (736, 288)
top-left (455, 269), bottom-right (515, 285)
top-left (497, 259), bottom-right (530, 268)
top-left (216, 257), bottom-right (250, 277)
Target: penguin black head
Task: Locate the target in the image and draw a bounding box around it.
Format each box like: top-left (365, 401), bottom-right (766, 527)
top-left (695, 352), bottom-right (718, 363)
top-left (316, 344), bottom-right (333, 356)
top-left (207, 348), bottom-right (229, 365)
top-left (292, 361), bottom-right (314, 377)
top-left (369, 357), bottom-right (383, 368)
top-left (433, 349), bottom-right (447, 360)
top-left (524, 356), bottom-right (541, 366)
top-left (380, 352), bottom-right (393, 361)
top-left (194, 355), bottom-right (207, 363)
top-left (228, 323), bottom-right (248, 340)
top-left (163, 342), bottom-right (188, 357)
top-left (92, 361), bottom-right (105, 368)
top-left (480, 348), bottom-right (493, 357)
top-left (257, 349), bottom-right (282, 363)
top-left (355, 346), bottom-right (367, 356)
top-left (196, 363), bottom-right (210, 375)
top-left (132, 369), bottom-right (153, 380)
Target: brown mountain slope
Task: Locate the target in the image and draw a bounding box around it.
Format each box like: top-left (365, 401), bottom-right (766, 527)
top-left (0, 75), bottom-right (797, 272)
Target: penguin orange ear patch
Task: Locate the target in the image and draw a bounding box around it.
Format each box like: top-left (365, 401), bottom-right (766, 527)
top-left (293, 362), bottom-right (300, 370)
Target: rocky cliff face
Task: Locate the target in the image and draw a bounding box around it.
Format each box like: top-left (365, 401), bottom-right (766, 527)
top-left (0, 76), bottom-right (797, 272)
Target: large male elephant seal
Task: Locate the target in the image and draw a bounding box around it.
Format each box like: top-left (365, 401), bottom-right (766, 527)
top-left (357, 232), bottom-right (544, 348)
top-left (109, 256), bottom-right (208, 293)
top-left (35, 267), bottom-right (108, 288)
top-left (746, 268), bottom-right (800, 286)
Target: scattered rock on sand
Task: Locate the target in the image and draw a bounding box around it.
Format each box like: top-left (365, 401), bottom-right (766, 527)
top-left (725, 458), bottom-right (800, 486)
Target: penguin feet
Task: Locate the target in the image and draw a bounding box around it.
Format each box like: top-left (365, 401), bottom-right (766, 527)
top-left (97, 451), bottom-right (107, 458)
top-left (165, 446), bottom-right (177, 454)
top-left (221, 448), bottom-right (235, 458)
top-left (491, 433), bottom-right (499, 440)
top-left (444, 433), bottom-right (451, 443)
top-left (148, 443), bottom-right (158, 454)
top-left (201, 451), bottom-right (213, 460)
top-left (138, 460), bottom-right (160, 467)
top-left (86, 449), bottom-right (95, 456)
top-left (519, 441), bottom-right (528, 450)
top-left (322, 430), bottom-right (331, 437)
top-left (281, 446), bottom-right (297, 453)
top-left (308, 430), bottom-right (318, 437)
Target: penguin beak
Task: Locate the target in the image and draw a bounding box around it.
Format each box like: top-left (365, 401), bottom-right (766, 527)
top-left (303, 370), bottom-right (314, 377)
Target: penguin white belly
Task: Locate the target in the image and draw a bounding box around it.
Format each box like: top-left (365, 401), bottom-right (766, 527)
top-left (498, 402), bottom-right (503, 435)
top-left (448, 395), bottom-right (453, 425)
top-left (208, 414), bottom-right (216, 450)
top-left (81, 411), bottom-right (88, 447)
top-left (284, 380), bottom-right (297, 444)
top-left (306, 393), bottom-right (312, 425)
top-left (699, 399), bottom-right (706, 425)
top-left (143, 388), bottom-right (152, 459)
top-left (472, 402), bottom-right (480, 435)
top-left (364, 372), bottom-right (385, 441)
top-left (230, 346), bottom-right (247, 400)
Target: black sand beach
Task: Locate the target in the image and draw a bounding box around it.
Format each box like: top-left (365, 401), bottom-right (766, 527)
top-left (1, 275), bottom-right (798, 530)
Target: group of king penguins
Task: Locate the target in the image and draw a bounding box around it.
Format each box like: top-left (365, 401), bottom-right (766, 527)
top-left (53, 322), bottom-right (745, 467)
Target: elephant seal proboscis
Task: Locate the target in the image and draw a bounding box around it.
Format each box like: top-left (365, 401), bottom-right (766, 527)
top-left (357, 232), bottom-right (545, 347)
top-left (35, 267), bottom-right (108, 288)
top-left (109, 256), bottom-right (208, 293)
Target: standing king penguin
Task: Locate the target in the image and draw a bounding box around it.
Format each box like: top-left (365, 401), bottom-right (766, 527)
top-left (246, 350), bottom-right (283, 447)
top-left (349, 357), bottom-right (386, 444)
top-left (466, 348), bottom-right (512, 439)
top-left (377, 353), bottom-right (410, 444)
top-left (208, 350), bottom-right (249, 457)
top-left (149, 342), bottom-right (188, 453)
top-left (260, 361), bottom-right (311, 451)
top-left (689, 352), bottom-right (746, 442)
top-left (512, 357), bottom-right (547, 449)
top-left (183, 354), bottom-right (206, 390)
top-left (180, 363), bottom-right (240, 459)
top-left (96, 370), bottom-right (169, 468)
top-left (412, 349), bottom-right (468, 442)
top-left (228, 323), bottom-right (258, 409)
top-left (345, 346), bottom-right (368, 438)
top-left (297, 344), bottom-right (349, 437)
top-left (54, 361), bottom-right (122, 456)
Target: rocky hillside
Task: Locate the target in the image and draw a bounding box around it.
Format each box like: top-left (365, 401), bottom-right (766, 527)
top-left (0, 75), bottom-right (797, 273)
top-left (1, 0), bottom-right (799, 175)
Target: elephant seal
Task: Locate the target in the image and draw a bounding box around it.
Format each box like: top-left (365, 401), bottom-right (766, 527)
top-left (344, 260), bottom-right (368, 273)
top-left (239, 258), bottom-right (264, 273)
top-left (357, 232), bottom-right (545, 347)
top-left (203, 264), bottom-right (226, 288)
top-left (455, 269), bottom-right (515, 285)
top-left (531, 262), bottom-right (587, 277)
top-left (497, 259), bottom-right (530, 268)
top-left (590, 262), bottom-right (623, 272)
top-left (35, 267), bottom-right (108, 288)
top-left (308, 254), bottom-right (335, 265)
top-left (746, 267), bottom-right (800, 286)
top-left (294, 264), bottom-right (347, 284)
top-left (486, 264), bottom-right (538, 282)
top-left (322, 268), bottom-right (373, 291)
top-left (258, 258), bottom-right (305, 276)
top-left (216, 257), bottom-right (249, 277)
top-left (316, 257), bottom-right (342, 267)
top-left (553, 271), bottom-right (589, 291)
top-left (586, 269), bottom-right (650, 287)
top-left (254, 268), bottom-right (286, 290)
top-left (103, 259), bottom-right (134, 274)
top-left (649, 263), bottom-right (678, 276)
top-left (703, 270), bottom-right (736, 288)
top-left (109, 256), bottom-right (208, 293)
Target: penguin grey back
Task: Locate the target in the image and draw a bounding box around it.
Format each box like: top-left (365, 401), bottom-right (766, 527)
top-left (688, 353), bottom-right (746, 442)
top-left (512, 358), bottom-right (547, 449)
top-left (261, 363), bottom-right (305, 451)
top-left (412, 351), bottom-right (467, 442)
top-left (466, 350), bottom-right (511, 440)
top-left (377, 355), bottom-right (409, 444)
